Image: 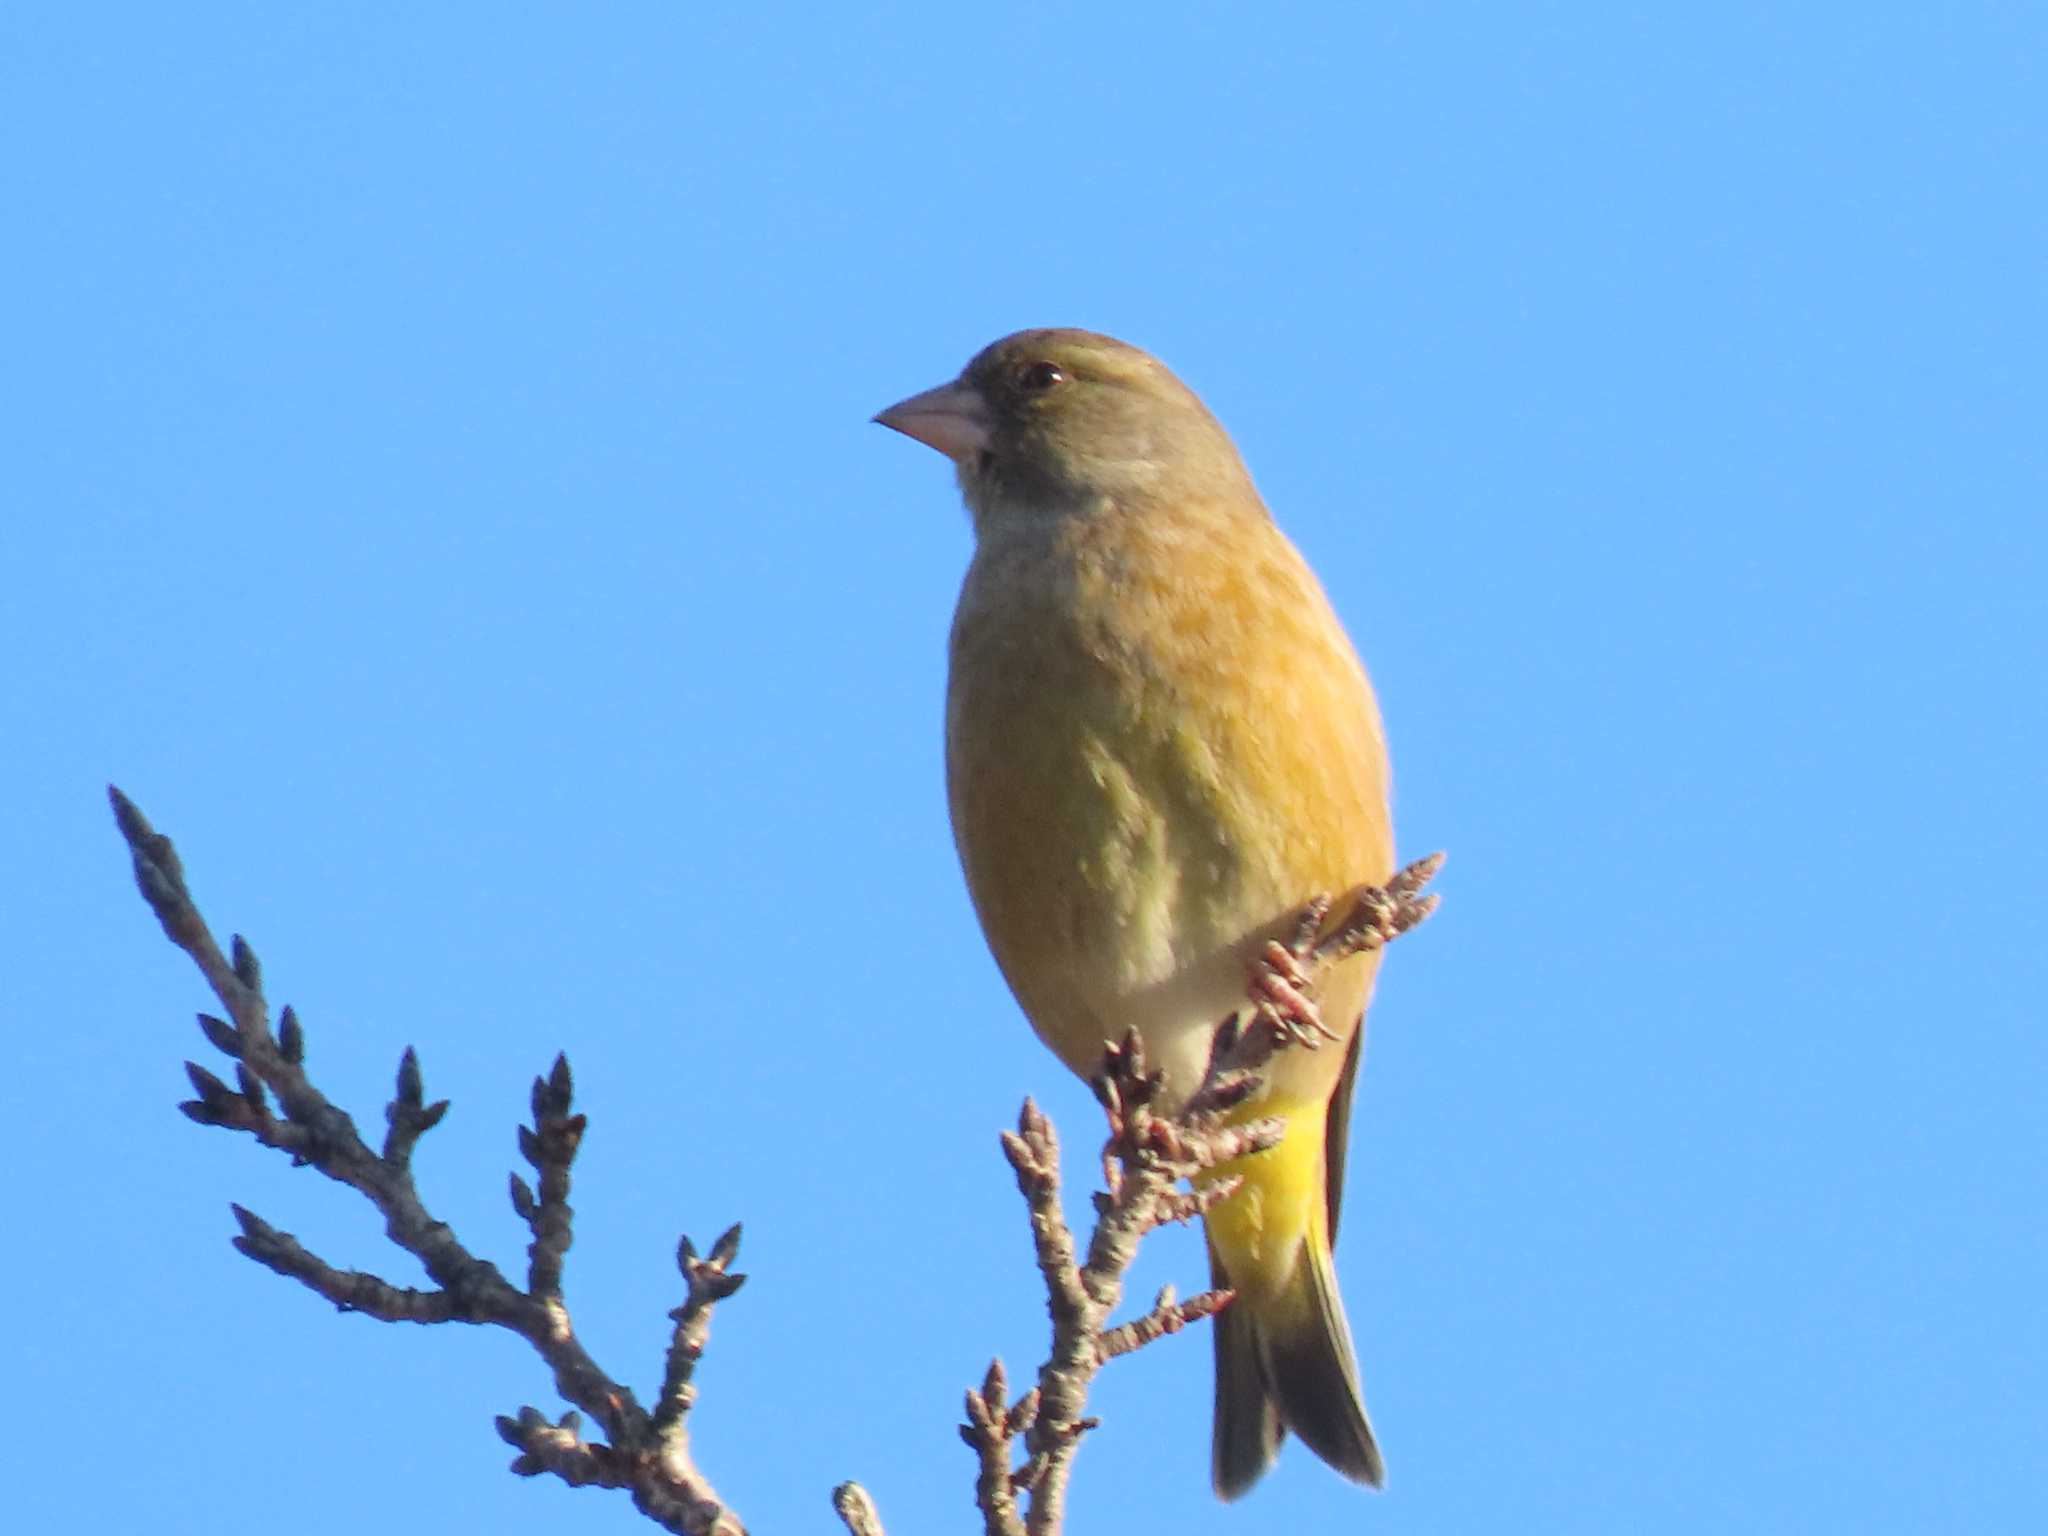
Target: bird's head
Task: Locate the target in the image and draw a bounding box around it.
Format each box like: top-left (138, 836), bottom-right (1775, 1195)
top-left (875, 329), bottom-right (1257, 530)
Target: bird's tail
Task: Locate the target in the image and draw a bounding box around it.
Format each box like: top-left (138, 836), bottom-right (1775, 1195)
top-left (1203, 1102), bottom-right (1382, 1498)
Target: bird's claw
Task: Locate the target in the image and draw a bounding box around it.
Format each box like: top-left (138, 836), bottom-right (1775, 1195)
top-left (1246, 936), bottom-right (1339, 1049)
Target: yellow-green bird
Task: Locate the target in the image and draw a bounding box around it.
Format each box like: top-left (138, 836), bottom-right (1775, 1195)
top-left (876, 329), bottom-right (1395, 1498)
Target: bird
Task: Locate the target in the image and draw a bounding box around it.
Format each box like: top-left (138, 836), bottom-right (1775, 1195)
top-left (875, 329), bottom-right (1395, 1498)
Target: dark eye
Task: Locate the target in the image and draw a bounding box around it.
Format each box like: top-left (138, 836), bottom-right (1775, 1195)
top-left (1016, 360), bottom-right (1066, 393)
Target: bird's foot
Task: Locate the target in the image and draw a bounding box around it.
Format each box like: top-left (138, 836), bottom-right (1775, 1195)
top-left (1246, 896), bottom-right (1341, 1050)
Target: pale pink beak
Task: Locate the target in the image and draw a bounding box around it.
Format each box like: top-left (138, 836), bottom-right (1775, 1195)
top-left (873, 380), bottom-right (991, 462)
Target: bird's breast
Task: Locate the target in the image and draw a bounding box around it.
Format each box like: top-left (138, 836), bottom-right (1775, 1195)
top-left (945, 504), bottom-right (1393, 1096)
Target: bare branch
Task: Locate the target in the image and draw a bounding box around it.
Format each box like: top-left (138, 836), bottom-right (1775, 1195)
top-left (1317, 852), bottom-right (1447, 964)
top-left (115, 781), bottom-right (1440, 1536)
top-left (110, 787), bottom-right (746, 1536)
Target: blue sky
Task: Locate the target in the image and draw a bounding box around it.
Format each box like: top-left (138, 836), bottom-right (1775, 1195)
top-left (8, 5), bottom-right (2044, 1532)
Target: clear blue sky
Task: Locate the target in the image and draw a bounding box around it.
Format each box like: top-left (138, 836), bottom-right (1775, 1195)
top-left (8, 5), bottom-right (2044, 1533)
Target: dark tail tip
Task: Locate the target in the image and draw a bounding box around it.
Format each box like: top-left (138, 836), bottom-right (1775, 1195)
top-left (1269, 1229), bottom-right (1384, 1487)
top-left (1212, 1287), bottom-right (1284, 1499)
top-left (1212, 1233), bottom-right (1385, 1496)
top-left (1265, 1310), bottom-right (1385, 1488)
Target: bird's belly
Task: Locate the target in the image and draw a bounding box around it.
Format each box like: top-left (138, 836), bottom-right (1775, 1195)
top-left (948, 666), bottom-right (1299, 1097)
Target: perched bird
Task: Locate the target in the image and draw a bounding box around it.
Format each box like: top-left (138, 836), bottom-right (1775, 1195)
top-left (876, 329), bottom-right (1395, 1498)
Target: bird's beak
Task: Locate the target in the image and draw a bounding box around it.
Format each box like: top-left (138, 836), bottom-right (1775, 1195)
top-left (873, 380), bottom-right (991, 462)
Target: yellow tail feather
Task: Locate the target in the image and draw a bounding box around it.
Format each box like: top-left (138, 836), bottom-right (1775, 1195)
top-left (1201, 1099), bottom-right (1383, 1497)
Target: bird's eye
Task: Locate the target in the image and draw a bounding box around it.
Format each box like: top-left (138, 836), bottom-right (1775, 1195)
top-left (1016, 360), bottom-right (1066, 393)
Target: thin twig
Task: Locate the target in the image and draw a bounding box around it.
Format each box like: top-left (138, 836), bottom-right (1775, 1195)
top-left (1096, 1284), bottom-right (1234, 1362)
